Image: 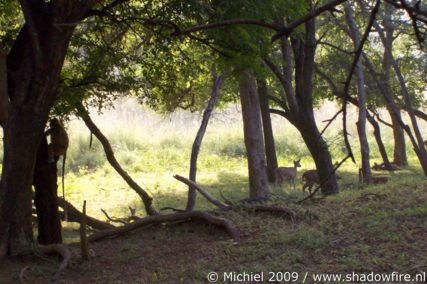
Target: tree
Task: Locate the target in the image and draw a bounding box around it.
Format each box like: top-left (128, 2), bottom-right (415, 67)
top-left (266, 6), bottom-right (339, 195)
top-left (257, 78), bottom-right (278, 183)
top-left (344, 3), bottom-right (372, 183)
top-left (0, 0), bottom-right (125, 259)
top-left (239, 71), bottom-right (270, 199)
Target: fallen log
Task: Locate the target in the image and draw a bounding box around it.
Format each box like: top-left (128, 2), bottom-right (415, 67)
top-left (57, 197), bottom-right (115, 230)
top-left (88, 211), bottom-right (240, 242)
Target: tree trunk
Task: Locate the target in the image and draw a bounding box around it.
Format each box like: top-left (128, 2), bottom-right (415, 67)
top-left (186, 75), bottom-right (224, 211)
top-left (345, 4), bottom-right (372, 183)
top-left (33, 136), bottom-right (63, 245)
top-left (0, 43), bottom-right (9, 126)
top-left (367, 114), bottom-right (392, 169)
top-left (0, 110), bottom-right (45, 257)
top-left (0, 4), bottom-right (81, 258)
top-left (388, 108), bottom-right (407, 166)
top-left (77, 104), bottom-right (157, 216)
top-left (257, 78), bottom-right (278, 183)
top-left (239, 71), bottom-right (269, 200)
top-left (381, 3), bottom-right (407, 166)
top-left (298, 111), bottom-right (339, 195)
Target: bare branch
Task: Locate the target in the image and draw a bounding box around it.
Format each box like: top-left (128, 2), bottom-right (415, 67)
top-left (175, 175), bottom-right (228, 209)
top-left (272, 0), bottom-right (349, 41)
top-left (175, 19), bottom-right (281, 35)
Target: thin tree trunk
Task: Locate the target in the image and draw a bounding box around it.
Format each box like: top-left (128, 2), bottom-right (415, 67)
top-left (76, 104), bottom-right (157, 216)
top-left (361, 1), bottom-right (427, 172)
top-left (345, 4), bottom-right (372, 183)
top-left (382, 3), bottom-right (407, 166)
top-left (186, 74), bottom-right (224, 211)
top-left (257, 78), bottom-right (278, 183)
top-left (239, 71), bottom-right (269, 200)
top-left (33, 136), bottom-right (63, 245)
top-left (367, 114), bottom-right (393, 169)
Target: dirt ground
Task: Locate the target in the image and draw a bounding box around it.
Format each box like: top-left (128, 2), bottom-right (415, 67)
top-left (2, 180), bottom-right (427, 283)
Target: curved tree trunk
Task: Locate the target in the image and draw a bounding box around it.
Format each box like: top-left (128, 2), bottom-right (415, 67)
top-left (298, 111), bottom-right (338, 195)
top-left (367, 114), bottom-right (393, 169)
top-left (186, 74), bottom-right (224, 211)
top-left (33, 136), bottom-right (63, 245)
top-left (77, 104), bottom-right (157, 216)
top-left (239, 71), bottom-right (269, 200)
top-left (257, 78), bottom-right (278, 183)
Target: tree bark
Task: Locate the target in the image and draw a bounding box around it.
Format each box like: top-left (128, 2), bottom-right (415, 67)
top-left (373, 20), bottom-right (427, 174)
top-left (345, 3), bottom-right (372, 183)
top-left (382, 2), bottom-right (407, 166)
top-left (33, 136), bottom-right (63, 245)
top-left (0, 2), bottom-right (92, 259)
top-left (76, 104), bottom-right (157, 216)
top-left (367, 114), bottom-right (393, 169)
top-left (239, 71), bottom-right (269, 200)
top-left (257, 78), bottom-right (278, 183)
top-left (186, 75), bottom-right (224, 211)
top-left (268, 17), bottom-right (339, 195)
top-left (0, 43), bottom-right (9, 126)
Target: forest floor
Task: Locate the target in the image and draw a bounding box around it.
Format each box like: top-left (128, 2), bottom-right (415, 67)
top-left (2, 170), bottom-right (427, 283)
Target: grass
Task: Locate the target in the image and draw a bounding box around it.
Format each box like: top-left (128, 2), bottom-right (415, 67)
top-left (1, 99), bottom-right (427, 283)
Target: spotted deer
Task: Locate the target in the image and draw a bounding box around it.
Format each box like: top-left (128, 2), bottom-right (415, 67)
top-left (302, 169), bottom-right (318, 194)
top-left (275, 160), bottom-right (301, 190)
top-left (302, 169), bottom-right (342, 193)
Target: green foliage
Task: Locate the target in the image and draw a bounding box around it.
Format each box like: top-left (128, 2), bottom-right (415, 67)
top-left (0, 0), bottom-right (21, 48)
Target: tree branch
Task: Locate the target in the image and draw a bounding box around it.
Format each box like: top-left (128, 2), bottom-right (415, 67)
top-left (88, 211), bottom-right (240, 242)
top-left (272, 0), bottom-right (349, 40)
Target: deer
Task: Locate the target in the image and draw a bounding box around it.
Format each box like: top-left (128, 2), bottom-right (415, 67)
top-left (302, 169), bottom-right (342, 194)
top-left (301, 169), bottom-right (318, 194)
top-left (275, 160), bottom-right (301, 190)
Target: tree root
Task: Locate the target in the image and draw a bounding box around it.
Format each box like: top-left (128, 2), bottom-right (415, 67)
top-left (231, 204), bottom-right (297, 218)
top-left (88, 211), bottom-right (240, 242)
top-left (33, 244), bottom-right (71, 280)
top-left (19, 266), bottom-right (31, 284)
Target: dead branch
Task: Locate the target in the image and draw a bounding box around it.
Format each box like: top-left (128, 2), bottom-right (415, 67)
top-left (80, 201), bottom-right (89, 261)
top-left (57, 197), bottom-right (115, 230)
top-left (174, 175), bottom-right (229, 209)
top-left (33, 244), bottom-right (71, 280)
top-left (88, 211), bottom-right (240, 242)
top-left (76, 103), bottom-right (157, 216)
top-left (101, 209), bottom-right (128, 225)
